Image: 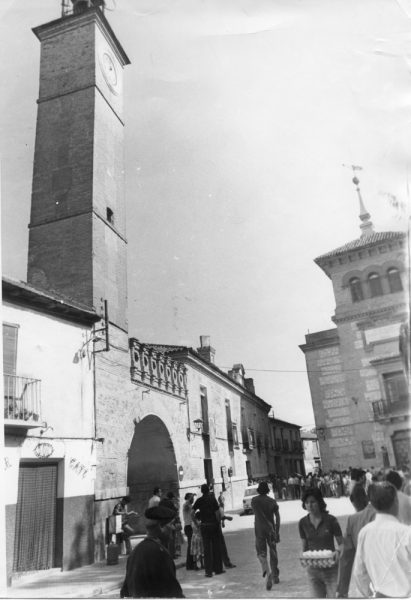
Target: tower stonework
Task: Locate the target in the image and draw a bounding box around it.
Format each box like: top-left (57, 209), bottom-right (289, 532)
top-left (300, 209), bottom-right (409, 471)
top-left (28, 9), bottom-right (130, 331)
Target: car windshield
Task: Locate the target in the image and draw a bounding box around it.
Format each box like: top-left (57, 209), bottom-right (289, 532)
top-left (244, 488), bottom-right (258, 497)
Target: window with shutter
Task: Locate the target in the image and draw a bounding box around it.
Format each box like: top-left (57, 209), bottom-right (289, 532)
top-left (225, 399), bottom-right (233, 452)
top-left (3, 323), bottom-right (18, 375)
top-left (200, 387), bottom-right (209, 434)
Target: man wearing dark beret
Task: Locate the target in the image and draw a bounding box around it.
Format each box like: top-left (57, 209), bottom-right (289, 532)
top-left (120, 506), bottom-right (184, 598)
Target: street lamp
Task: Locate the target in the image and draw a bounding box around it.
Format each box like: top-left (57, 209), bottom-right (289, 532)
top-left (186, 418), bottom-right (204, 441)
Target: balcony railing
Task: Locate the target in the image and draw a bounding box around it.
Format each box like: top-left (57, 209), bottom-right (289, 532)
top-left (4, 375), bottom-right (42, 427)
top-left (372, 398), bottom-right (409, 421)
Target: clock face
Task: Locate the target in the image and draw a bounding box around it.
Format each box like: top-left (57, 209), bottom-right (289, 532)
top-left (100, 51), bottom-right (118, 93)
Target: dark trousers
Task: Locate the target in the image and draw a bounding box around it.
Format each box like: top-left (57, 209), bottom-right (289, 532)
top-left (255, 531), bottom-right (279, 578)
top-left (184, 524), bottom-right (195, 569)
top-left (200, 522), bottom-right (222, 576)
top-left (217, 525), bottom-right (230, 567)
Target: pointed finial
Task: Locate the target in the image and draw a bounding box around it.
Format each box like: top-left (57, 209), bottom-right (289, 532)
top-left (343, 164), bottom-right (374, 237)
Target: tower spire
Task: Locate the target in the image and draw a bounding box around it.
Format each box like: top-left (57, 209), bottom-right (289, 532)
top-left (343, 165), bottom-right (374, 237)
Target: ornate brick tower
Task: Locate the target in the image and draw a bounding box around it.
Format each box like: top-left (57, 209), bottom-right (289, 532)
top-left (300, 176), bottom-right (409, 471)
top-left (27, 3), bottom-right (130, 331)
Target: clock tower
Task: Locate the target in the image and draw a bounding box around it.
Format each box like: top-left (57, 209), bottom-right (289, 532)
top-left (27, 5), bottom-right (130, 331)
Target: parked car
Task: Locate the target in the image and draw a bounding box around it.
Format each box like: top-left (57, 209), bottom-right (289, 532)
top-left (242, 483), bottom-right (274, 514)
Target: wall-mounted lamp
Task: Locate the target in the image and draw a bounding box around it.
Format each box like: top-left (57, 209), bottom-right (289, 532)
top-left (74, 335), bottom-right (104, 363)
top-left (193, 418), bottom-right (204, 433)
top-left (186, 418), bottom-right (204, 441)
top-left (317, 427), bottom-right (326, 441)
top-left (40, 425), bottom-right (54, 436)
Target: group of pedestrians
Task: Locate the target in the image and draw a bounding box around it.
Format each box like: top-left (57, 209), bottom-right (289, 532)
top-left (147, 487), bottom-right (184, 559)
top-left (119, 466), bottom-right (411, 598)
top-left (186, 484), bottom-right (236, 577)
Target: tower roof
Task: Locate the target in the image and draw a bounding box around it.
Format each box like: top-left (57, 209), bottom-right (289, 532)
top-left (315, 230), bottom-right (405, 262)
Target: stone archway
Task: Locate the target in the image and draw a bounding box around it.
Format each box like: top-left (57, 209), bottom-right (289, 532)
top-left (127, 415), bottom-right (178, 530)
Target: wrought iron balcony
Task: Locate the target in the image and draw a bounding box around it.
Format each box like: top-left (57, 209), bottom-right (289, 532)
top-left (4, 375), bottom-right (42, 428)
top-left (372, 398), bottom-right (409, 421)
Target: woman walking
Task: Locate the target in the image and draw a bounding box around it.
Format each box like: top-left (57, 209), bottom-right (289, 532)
top-left (298, 488), bottom-right (343, 598)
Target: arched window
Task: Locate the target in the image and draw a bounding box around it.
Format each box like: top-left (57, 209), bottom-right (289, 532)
top-left (349, 277), bottom-right (364, 302)
top-left (387, 267), bottom-right (403, 293)
top-left (368, 272), bottom-right (383, 297)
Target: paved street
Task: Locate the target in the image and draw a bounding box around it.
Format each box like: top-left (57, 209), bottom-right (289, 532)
top-left (98, 497), bottom-right (352, 599)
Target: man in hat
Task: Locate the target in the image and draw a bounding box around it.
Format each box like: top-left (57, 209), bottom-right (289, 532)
top-left (251, 481), bottom-right (281, 590)
top-left (120, 505), bottom-right (184, 598)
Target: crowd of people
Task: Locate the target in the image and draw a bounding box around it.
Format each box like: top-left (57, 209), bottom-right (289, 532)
top-left (268, 465), bottom-right (411, 502)
top-left (118, 465), bottom-right (411, 598)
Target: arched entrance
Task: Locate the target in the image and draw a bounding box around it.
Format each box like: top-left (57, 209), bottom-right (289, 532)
top-left (127, 415), bottom-right (178, 530)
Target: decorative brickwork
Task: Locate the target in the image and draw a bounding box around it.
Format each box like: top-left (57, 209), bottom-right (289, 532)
top-left (129, 339), bottom-right (188, 399)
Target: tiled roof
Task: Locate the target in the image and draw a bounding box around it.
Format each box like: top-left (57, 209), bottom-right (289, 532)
top-left (315, 231), bottom-right (405, 262)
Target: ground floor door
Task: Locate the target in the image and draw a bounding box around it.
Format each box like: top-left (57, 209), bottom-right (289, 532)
top-left (13, 462), bottom-right (58, 572)
top-left (391, 429), bottom-right (411, 471)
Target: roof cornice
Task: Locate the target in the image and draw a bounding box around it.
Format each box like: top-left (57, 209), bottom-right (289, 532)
top-left (32, 8), bottom-right (130, 66)
top-left (314, 231), bottom-right (406, 277)
top-left (2, 276), bottom-right (100, 326)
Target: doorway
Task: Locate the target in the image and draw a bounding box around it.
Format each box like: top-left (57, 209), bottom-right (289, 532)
top-left (127, 415), bottom-right (178, 530)
top-left (13, 462), bottom-right (58, 572)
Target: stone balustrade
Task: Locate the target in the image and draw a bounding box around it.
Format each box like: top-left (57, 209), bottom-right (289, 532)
top-left (129, 339), bottom-right (188, 399)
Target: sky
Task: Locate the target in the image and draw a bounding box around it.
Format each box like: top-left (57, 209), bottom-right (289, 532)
top-left (1, 0), bottom-right (410, 427)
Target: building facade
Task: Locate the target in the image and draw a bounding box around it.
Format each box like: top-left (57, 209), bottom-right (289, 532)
top-left (127, 337), bottom-right (272, 516)
top-left (3, 277), bottom-right (99, 582)
top-left (11, 3), bottom-right (278, 571)
top-left (300, 196), bottom-right (409, 471)
top-left (268, 417), bottom-right (305, 478)
top-left (300, 430), bottom-right (322, 474)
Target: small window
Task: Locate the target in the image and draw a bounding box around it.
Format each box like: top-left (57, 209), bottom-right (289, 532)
top-left (349, 277), bottom-right (363, 302)
top-left (200, 387), bottom-right (209, 434)
top-left (368, 272), bottom-right (383, 297)
top-left (387, 268), bottom-right (403, 293)
top-left (383, 371), bottom-right (408, 404)
top-left (106, 207), bottom-right (114, 224)
top-left (232, 423), bottom-right (239, 448)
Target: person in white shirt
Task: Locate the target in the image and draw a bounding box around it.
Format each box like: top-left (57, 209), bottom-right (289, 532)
top-left (364, 469), bottom-right (373, 493)
top-left (385, 470), bottom-right (411, 525)
top-left (148, 487), bottom-right (162, 509)
top-left (350, 482), bottom-right (411, 598)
